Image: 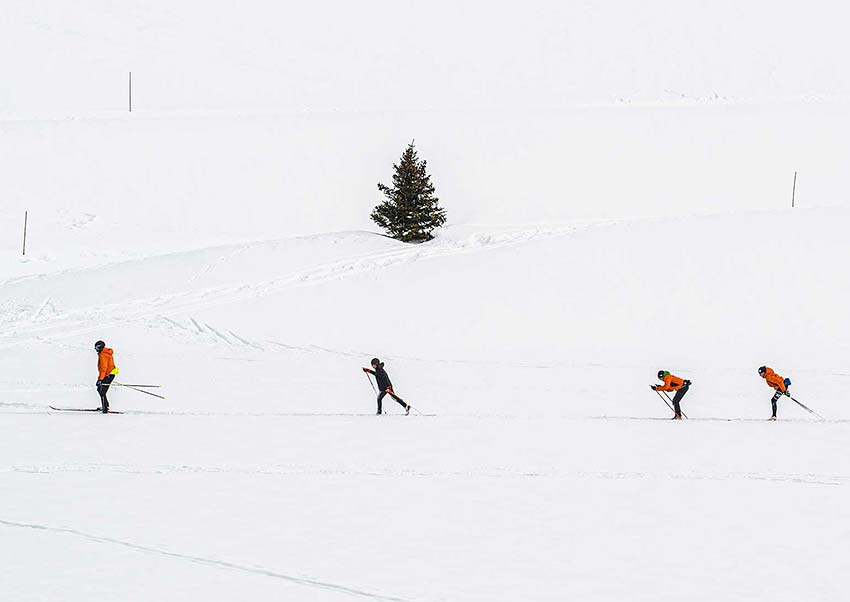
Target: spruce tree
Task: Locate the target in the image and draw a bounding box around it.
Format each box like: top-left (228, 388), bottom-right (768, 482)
top-left (371, 141), bottom-right (447, 242)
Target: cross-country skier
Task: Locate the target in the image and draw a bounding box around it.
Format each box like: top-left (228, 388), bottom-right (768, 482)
top-left (758, 365), bottom-right (790, 420)
top-left (94, 340), bottom-right (119, 413)
top-left (362, 358), bottom-right (410, 415)
top-left (652, 370), bottom-right (690, 419)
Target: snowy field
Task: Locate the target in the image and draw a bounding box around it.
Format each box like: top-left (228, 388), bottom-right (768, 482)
top-left (3, 210), bottom-right (850, 601)
top-left (3, 2), bottom-right (850, 601)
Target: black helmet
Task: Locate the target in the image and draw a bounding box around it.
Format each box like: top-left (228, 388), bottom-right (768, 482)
top-left (370, 357), bottom-right (381, 367)
top-left (657, 370), bottom-right (667, 380)
top-left (758, 366), bottom-right (767, 375)
top-left (94, 340), bottom-right (105, 352)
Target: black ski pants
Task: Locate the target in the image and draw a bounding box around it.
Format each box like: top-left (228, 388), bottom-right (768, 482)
top-left (377, 388), bottom-right (407, 414)
top-left (771, 389), bottom-right (785, 418)
top-left (98, 374), bottom-right (115, 413)
top-left (671, 383), bottom-right (689, 417)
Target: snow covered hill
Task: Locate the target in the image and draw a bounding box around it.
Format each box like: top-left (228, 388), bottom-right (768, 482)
top-left (3, 101), bottom-right (850, 279)
top-left (3, 3), bottom-right (850, 601)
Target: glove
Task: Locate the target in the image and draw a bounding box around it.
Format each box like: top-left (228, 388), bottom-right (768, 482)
top-left (784, 390), bottom-right (791, 397)
top-left (362, 367), bottom-right (370, 373)
top-left (650, 385), bottom-right (657, 391)
top-left (96, 379), bottom-right (103, 387)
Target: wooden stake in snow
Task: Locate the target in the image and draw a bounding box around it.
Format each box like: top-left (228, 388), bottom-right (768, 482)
top-left (792, 171), bottom-right (797, 208)
top-left (22, 211), bottom-right (27, 256)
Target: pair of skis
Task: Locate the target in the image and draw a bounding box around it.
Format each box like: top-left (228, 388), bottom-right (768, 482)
top-left (49, 406), bottom-right (123, 414)
top-left (49, 382), bottom-right (163, 413)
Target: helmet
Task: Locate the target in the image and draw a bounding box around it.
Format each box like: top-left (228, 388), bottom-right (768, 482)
top-left (758, 366), bottom-right (767, 375)
top-left (657, 370), bottom-right (667, 380)
top-left (370, 357), bottom-right (381, 367)
top-left (94, 340), bottom-right (105, 352)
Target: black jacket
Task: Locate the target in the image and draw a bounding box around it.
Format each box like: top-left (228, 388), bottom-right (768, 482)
top-left (371, 364), bottom-right (392, 391)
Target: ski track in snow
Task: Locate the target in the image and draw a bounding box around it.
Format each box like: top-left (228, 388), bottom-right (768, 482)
top-left (0, 518), bottom-right (424, 602)
top-left (2, 463), bottom-right (848, 486)
top-left (0, 402), bottom-right (841, 423)
top-left (0, 225), bottom-right (585, 352)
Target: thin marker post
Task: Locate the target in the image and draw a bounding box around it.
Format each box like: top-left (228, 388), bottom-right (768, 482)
top-left (792, 171), bottom-right (797, 208)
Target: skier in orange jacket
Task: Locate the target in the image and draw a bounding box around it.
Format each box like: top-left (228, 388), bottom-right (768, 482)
top-left (652, 370), bottom-right (691, 419)
top-left (95, 340), bottom-right (119, 413)
top-left (758, 365), bottom-right (789, 420)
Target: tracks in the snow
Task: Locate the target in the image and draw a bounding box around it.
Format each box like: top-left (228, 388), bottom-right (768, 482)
top-left (3, 462), bottom-right (848, 487)
top-left (0, 518), bottom-right (421, 602)
top-left (0, 225), bottom-right (583, 352)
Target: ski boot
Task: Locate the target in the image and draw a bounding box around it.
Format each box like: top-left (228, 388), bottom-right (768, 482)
top-left (405, 405), bottom-right (411, 416)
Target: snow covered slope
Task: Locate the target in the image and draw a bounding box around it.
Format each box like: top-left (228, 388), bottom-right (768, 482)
top-left (3, 101), bottom-right (850, 280)
top-left (2, 205), bottom-right (850, 601)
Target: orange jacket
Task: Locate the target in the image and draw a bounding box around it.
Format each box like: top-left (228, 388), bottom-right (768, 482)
top-left (656, 373), bottom-right (686, 392)
top-left (97, 348), bottom-right (116, 380)
top-left (762, 368), bottom-right (787, 393)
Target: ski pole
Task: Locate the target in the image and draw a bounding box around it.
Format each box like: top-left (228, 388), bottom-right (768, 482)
top-left (652, 386), bottom-right (675, 414)
top-left (114, 383), bottom-right (161, 388)
top-left (789, 395), bottom-right (825, 420)
top-left (662, 391), bottom-right (689, 419)
top-left (114, 383), bottom-right (167, 400)
top-left (365, 372), bottom-right (378, 395)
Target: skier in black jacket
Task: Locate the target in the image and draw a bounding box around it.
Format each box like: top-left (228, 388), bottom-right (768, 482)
top-left (363, 358), bottom-right (410, 415)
